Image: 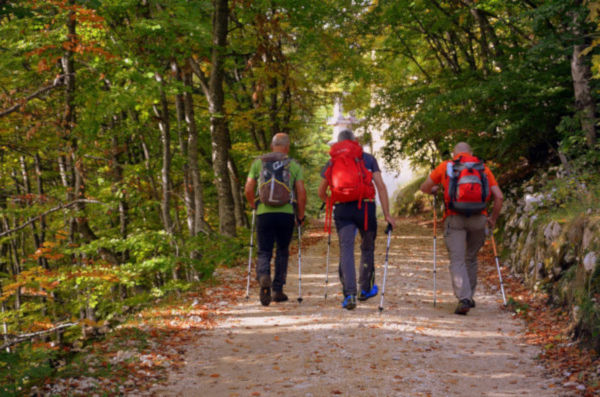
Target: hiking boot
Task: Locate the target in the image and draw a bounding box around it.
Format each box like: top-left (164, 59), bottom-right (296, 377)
top-left (454, 299), bottom-right (471, 315)
top-left (273, 290), bottom-right (288, 302)
top-left (342, 295), bottom-right (356, 310)
top-left (357, 284), bottom-right (378, 301)
top-left (259, 275), bottom-right (271, 306)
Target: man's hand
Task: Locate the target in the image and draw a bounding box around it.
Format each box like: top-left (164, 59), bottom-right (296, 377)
top-left (244, 177), bottom-right (257, 209)
top-left (430, 185), bottom-right (439, 195)
top-left (296, 216), bottom-right (306, 227)
top-left (487, 216), bottom-right (496, 230)
top-left (384, 214), bottom-right (396, 229)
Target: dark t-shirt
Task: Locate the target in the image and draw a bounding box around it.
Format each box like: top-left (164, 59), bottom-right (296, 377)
top-left (320, 152), bottom-right (380, 177)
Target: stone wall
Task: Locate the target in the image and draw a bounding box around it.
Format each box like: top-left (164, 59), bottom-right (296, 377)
top-left (499, 177), bottom-right (600, 348)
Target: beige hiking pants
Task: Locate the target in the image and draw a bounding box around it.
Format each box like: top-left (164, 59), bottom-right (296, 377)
top-left (443, 214), bottom-right (487, 301)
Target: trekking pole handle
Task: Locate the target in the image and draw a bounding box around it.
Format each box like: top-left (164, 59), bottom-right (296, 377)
top-left (385, 223), bottom-right (393, 234)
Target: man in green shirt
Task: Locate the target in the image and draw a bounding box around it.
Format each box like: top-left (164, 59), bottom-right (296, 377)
top-left (244, 133), bottom-right (307, 306)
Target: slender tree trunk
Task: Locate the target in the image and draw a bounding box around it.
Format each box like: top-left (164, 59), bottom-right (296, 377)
top-left (228, 158), bottom-right (248, 228)
top-left (153, 73), bottom-right (174, 237)
top-left (153, 73), bottom-right (177, 281)
top-left (19, 156), bottom-right (44, 267)
top-left (173, 61), bottom-right (195, 236)
top-left (139, 135), bottom-right (161, 203)
top-left (34, 154), bottom-right (48, 269)
top-left (61, 1), bottom-right (115, 266)
top-left (570, 0), bottom-right (597, 148)
top-left (3, 218), bottom-right (21, 311)
top-left (571, 44), bottom-right (597, 148)
top-left (183, 63), bottom-right (211, 235)
top-left (208, 0), bottom-right (236, 237)
top-left (110, 136), bottom-right (129, 263)
top-left (269, 77), bottom-right (279, 137)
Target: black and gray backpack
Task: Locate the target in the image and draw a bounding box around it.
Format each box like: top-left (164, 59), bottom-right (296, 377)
top-left (258, 152), bottom-right (294, 206)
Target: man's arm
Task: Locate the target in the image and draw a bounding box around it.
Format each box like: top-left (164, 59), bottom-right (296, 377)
top-left (295, 180), bottom-right (307, 222)
top-left (244, 177), bottom-right (257, 209)
top-left (419, 176), bottom-right (439, 195)
top-left (372, 171), bottom-right (396, 228)
top-left (488, 185), bottom-right (503, 229)
top-left (318, 178), bottom-right (329, 202)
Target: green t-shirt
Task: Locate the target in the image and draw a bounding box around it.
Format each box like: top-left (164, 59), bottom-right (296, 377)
top-left (248, 156), bottom-right (304, 215)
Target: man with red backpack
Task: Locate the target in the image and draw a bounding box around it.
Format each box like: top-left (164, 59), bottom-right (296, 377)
top-left (318, 130), bottom-right (396, 310)
top-left (420, 142), bottom-right (503, 315)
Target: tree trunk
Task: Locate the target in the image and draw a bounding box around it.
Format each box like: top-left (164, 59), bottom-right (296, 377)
top-left (208, 0), bottom-right (236, 237)
top-left (571, 43), bottom-right (597, 148)
top-left (34, 154), bottom-right (48, 269)
top-left (61, 1), bottom-right (114, 263)
top-left (269, 77), bottom-right (279, 137)
top-left (110, 136), bottom-right (129, 263)
top-left (173, 61), bottom-right (195, 236)
top-left (183, 63), bottom-right (211, 235)
top-left (228, 158), bottom-right (248, 228)
top-left (153, 73), bottom-right (174, 237)
top-left (19, 156), bottom-right (44, 267)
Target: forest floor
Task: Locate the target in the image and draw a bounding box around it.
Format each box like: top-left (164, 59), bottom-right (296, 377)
top-left (38, 216), bottom-right (590, 396)
top-left (146, 217), bottom-right (571, 397)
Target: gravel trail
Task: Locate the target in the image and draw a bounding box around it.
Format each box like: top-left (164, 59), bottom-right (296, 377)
top-left (151, 217), bottom-right (567, 397)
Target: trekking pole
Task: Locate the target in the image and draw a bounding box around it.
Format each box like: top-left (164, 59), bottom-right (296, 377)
top-left (324, 228), bottom-right (331, 301)
top-left (245, 208), bottom-right (256, 300)
top-left (433, 195), bottom-right (437, 308)
top-left (378, 223), bottom-right (393, 313)
top-left (297, 223), bottom-right (303, 303)
top-left (490, 234), bottom-right (507, 306)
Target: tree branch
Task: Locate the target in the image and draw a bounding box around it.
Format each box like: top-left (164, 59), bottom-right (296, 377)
top-left (188, 57), bottom-right (210, 98)
top-left (0, 199), bottom-right (105, 238)
top-left (1, 322), bottom-right (78, 350)
top-left (0, 77), bottom-right (67, 118)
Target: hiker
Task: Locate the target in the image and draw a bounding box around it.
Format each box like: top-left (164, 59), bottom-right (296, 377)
top-left (420, 142), bottom-right (503, 315)
top-left (318, 129), bottom-right (396, 310)
top-left (244, 133), bottom-right (307, 306)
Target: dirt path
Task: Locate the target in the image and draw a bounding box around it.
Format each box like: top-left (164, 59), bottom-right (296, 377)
top-left (151, 218), bottom-right (568, 397)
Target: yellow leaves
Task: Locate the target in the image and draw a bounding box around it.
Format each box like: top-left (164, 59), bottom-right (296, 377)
top-left (32, 319), bottom-right (54, 331)
top-left (32, 240), bottom-right (65, 262)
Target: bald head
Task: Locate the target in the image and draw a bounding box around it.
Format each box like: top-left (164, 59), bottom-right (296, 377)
top-left (271, 133), bottom-right (290, 153)
top-left (453, 142), bottom-right (472, 156)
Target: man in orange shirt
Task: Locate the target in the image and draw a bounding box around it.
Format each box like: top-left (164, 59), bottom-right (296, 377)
top-left (420, 142), bottom-right (503, 315)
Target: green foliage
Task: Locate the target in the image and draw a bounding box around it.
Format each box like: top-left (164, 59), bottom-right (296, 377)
top-left (394, 175), bottom-right (428, 215)
top-left (507, 297), bottom-right (530, 316)
top-left (0, 343), bottom-right (58, 396)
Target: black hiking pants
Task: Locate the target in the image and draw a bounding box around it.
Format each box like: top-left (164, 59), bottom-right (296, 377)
top-left (256, 212), bottom-right (295, 292)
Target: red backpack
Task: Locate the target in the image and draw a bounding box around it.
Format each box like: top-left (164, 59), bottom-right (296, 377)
top-left (445, 154), bottom-right (490, 215)
top-left (324, 140), bottom-right (376, 231)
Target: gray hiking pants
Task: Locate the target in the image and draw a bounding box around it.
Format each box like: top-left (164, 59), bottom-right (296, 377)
top-left (443, 214), bottom-right (487, 301)
top-left (334, 201), bottom-right (377, 296)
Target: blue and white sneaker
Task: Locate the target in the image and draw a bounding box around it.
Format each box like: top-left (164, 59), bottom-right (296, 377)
top-left (358, 284), bottom-right (378, 301)
top-left (342, 295), bottom-right (356, 310)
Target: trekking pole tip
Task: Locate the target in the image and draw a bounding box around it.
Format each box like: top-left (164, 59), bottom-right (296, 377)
top-left (297, 297), bottom-right (303, 303)
top-left (378, 306), bottom-right (383, 312)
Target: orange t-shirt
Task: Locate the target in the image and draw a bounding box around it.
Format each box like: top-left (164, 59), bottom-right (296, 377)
top-left (429, 153), bottom-right (498, 217)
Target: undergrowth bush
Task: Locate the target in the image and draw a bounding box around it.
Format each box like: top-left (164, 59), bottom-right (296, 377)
top-left (394, 175), bottom-right (428, 215)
